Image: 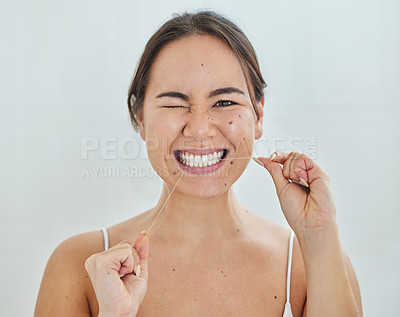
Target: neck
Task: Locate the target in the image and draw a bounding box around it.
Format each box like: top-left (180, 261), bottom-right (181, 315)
top-left (147, 183), bottom-right (246, 244)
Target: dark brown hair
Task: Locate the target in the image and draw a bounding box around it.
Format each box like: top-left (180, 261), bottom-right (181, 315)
top-left (127, 11), bottom-right (266, 132)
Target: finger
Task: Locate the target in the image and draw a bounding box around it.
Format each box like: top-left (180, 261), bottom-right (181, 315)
top-left (118, 248), bottom-right (135, 277)
top-left (282, 152), bottom-right (294, 181)
top-left (269, 151), bottom-right (289, 165)
top-left (134, 232), bottom-right (149, 280)
top-left (106, 241), bottom-right (133, 276)
top-left (87, 242), bottom-right (135, 275)
top-left (257, 156), bottom-right (290, 196)
top-left (283, 152), bottom-right (307, 185)
top-left (290, 152), bottom-right (309, 183)
top-left (284, 152), bottom-right (328, 187)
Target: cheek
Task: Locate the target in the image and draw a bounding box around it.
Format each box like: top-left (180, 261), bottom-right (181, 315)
top-left (144, 112), bottom-right (187, 166)
top-left (145, 112), bottom-right (183, 143)
top-left (218, 110), bottom-right (255, 153)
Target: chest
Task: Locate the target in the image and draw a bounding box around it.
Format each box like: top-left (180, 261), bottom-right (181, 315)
top-left (136, 245), bottom-right (291, 316)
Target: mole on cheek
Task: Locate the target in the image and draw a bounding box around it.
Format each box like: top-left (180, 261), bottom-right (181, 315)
top-left (230, 161), bottom-right (233, 165)
top-left (238, 114), bottom-right (241, 118)
top-left (229, 121), bottom-right (233, 125)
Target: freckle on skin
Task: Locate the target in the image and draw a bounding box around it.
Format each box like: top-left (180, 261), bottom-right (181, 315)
top-left (173, 268), bottom-right (175, 271)
top-left (243, 137), bottom-right (245, 140)
top-left (274, 296), bottom-right (277, 299)
top-left (238, 114), bottom-right (241, 118)
top-left (230, 161), bottom-right (233, 165)
top-left (221, 270), bottom-right (223, 273)
top-left (229, 121), bottom-right (233, 124)
top-left (236, 228), bottom-right (239, 232)
top-left (173, 171), bottom-right (176, 175)
top-left (224, 183), bottom-right (227, 186)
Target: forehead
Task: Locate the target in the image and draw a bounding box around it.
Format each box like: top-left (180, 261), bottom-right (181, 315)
top-left (146, 34), bottom-right (248, 94)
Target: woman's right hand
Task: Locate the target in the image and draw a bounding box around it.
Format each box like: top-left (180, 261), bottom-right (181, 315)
top-left (85, 232), bottom-right (149, 317)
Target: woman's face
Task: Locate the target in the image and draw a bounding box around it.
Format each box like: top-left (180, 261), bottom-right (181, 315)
top-left (138, 34), bottom-right (263, 198)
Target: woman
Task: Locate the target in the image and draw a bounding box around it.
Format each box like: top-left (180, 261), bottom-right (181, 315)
top-left (35, 11), bottom-right (363, 317)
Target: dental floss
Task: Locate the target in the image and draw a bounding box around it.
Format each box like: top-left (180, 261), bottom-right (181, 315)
top-left (138, 156), bottom-right (262, 248)
top-left (145, 168), bottom-right (186, 237)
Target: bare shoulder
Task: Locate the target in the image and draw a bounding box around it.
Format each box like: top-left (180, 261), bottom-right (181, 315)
top-left (246, 212), bottom-right (307, 315)
top-left (34, 230), bottom-right (104, 317)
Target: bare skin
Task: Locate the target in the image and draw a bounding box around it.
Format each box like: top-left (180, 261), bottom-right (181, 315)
top-left (35, 35), bottom-right (362, 317)
top-left (35, 210), bottom-right (308, 317)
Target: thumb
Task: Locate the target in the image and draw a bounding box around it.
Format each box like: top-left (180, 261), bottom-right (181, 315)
top-left (134, 232), bottom-right (149, 280)
top-left (257, 156), bottom-right (290, 196)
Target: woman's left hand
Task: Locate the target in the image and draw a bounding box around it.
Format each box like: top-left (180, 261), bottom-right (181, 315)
top-left (256, 152), bottom-right (338, 239)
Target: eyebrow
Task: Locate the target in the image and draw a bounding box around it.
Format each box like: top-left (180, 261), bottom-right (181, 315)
top-left (156, 91), bottom-right (189, 101)
top-left (208, 87), bottom-right (245, 98)
top-left (156, 87), bottom-right (245, 101)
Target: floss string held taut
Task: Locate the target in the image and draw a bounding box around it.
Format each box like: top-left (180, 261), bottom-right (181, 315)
top-left (141, 156), bottom-right (259, 240)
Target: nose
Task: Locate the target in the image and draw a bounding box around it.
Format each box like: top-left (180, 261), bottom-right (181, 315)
top-left (182, 109), bottom-right (216, 140)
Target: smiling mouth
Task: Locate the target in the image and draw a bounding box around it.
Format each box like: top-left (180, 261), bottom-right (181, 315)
top-left (174, 149), bottom-right (229, 168)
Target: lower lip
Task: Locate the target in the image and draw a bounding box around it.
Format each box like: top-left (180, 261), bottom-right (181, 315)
top-left (175, 154), bottom-right (228, 175)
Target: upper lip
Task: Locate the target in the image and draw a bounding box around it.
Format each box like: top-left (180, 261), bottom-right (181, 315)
top-left (174, 148), bottom-right (228, 156)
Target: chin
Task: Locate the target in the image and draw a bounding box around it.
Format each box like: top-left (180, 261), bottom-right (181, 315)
top-left (179, 180), bottom-right (229, 199)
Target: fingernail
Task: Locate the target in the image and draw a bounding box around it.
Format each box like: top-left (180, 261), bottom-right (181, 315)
top-left (140, 230), bottom-right (147, 235)
top-left (252, 157), bottom-right (264, 167)
top-left (299, 177), bottom-right (309, 188)
top-left (269, 152), bottom-right (277, 161)
top-left (136, 264), bottom-right (141, 277)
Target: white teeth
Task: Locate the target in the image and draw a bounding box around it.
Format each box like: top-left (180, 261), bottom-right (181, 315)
top-left (178, 150), bottom-right (225, 167)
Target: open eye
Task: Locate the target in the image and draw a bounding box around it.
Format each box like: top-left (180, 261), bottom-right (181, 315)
top-left (214, 100), bottom-right (237, 107)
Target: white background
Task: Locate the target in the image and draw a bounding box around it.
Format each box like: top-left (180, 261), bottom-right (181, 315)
top-left (1, 0), bottom-right (399, 315)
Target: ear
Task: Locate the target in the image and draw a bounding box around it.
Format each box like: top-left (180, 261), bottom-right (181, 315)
top-left (137, 111), bottom-right (146, 141)
top-left (254, 97), bottom-right (264, 140)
